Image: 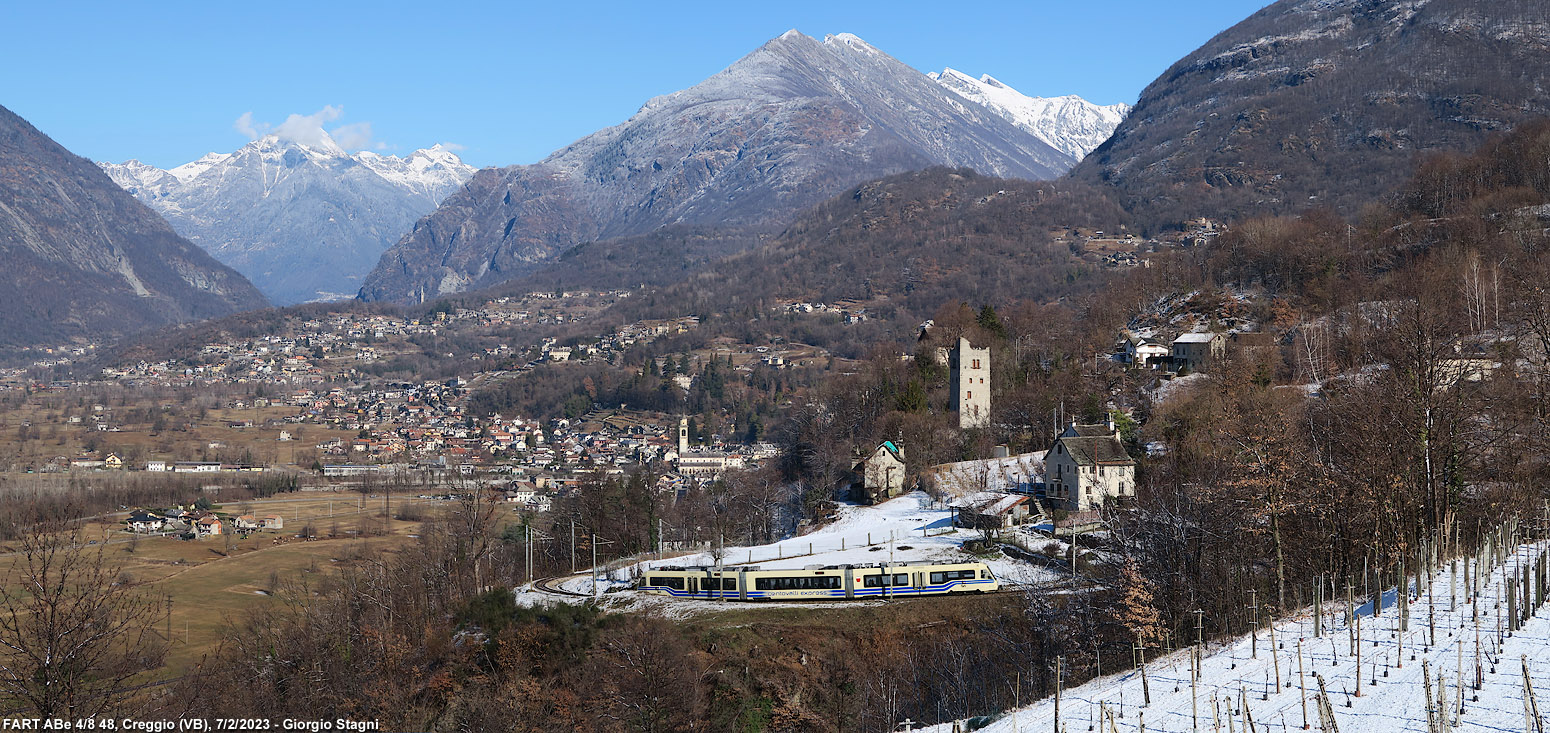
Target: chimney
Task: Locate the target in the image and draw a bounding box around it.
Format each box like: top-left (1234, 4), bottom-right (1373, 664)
top-left (1106, 415), bottom-right (1116, 435)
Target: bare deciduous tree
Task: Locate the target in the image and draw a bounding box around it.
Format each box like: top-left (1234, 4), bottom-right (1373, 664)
top-left (0, 521), bottom-right (166, 716)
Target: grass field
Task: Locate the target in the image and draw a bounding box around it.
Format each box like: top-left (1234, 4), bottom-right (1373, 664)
top-left (0, 491), bottom-right (445, 674)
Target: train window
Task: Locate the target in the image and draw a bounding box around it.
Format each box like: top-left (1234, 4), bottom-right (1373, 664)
top-left (932, 570), bottom-right (978, 584)
top-left (861, 573), bottom-right (910, 588)
top-left (755, 576), bottom-right (841, 591)
top-left (650, 576), bottom-right (684, 590)
top-left (711, 578), bottom-right (736, 590)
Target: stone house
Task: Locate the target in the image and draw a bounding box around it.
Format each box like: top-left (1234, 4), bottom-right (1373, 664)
top-left (1044, 420), bottom-right (1136, 513)
top-left (1171, 332), bottom-right (1225, 372)
top-left (852, 441), bottom-right (906, 505)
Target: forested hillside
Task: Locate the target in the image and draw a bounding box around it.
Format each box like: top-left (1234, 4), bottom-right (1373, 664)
top-left (1071, 0), bottom-right (1550, 229)
top-left (610, 168), bottom-right (1132, 340)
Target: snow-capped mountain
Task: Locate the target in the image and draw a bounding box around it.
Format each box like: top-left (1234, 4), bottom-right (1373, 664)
top-left (101, 135), bottom-right (475, 304)
top-left (360, 30), bottom-right (1074, 304)
top-left (928, 68), bottom-right (1129, 161)
top-left (0, 104), bottom-right (266, 347)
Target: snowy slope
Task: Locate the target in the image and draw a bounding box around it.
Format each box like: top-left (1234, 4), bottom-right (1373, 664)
top-left (929, 68), bottom-right (1129, 161)
top-left (354, 144), bottom-right (473, 200)
top-left (928, 540), bottom-right (1550, 733)
top-left (100, 134), bottom-right (475, 304)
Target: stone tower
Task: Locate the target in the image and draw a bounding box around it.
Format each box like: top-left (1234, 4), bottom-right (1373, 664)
top-left (678, 416), bottom-right (689, 455)
top-left (950, 336), bottom-right (990, 429)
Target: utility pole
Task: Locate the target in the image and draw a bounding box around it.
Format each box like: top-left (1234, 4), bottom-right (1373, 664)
top-left (570, 518), bottom-right (576, 574)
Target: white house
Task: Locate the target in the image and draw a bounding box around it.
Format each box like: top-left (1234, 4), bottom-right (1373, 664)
top-left (1124, 332), bottom-right (1171, 369)
top-left (125, 510), bottom-right (164, 533)
top-left (1044, 420), bottom-right (1136, 513)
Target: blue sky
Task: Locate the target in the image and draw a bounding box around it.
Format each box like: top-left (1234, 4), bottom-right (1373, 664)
top-left (1, 1), bottom-right (1272, 169)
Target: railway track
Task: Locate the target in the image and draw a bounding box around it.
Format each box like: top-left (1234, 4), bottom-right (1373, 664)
top-left (529, 576), bottom-right (1090, 601)
top-left (532, 575), bottom-right (592, 597)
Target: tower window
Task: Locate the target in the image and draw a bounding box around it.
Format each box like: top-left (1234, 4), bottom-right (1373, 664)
top-left (971, 359), bottom-right (981, 369)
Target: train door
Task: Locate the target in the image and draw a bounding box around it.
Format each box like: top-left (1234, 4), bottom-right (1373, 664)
top-left (913, 572), bottom-right (923, 591)
top-left (738, 569), bottom-right (749, 601)
top-left (687, 576), bottom-right (699, 596)
top-left (843, 567), bottom-right (854, 599)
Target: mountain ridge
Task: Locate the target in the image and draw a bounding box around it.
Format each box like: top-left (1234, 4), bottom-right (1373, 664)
top-left (101, 135), bottom-right (475, 304)
top-left (1069, 0), bottom-right (1550, 228)
top-left (357, 30), bottom-right (1082, 304)
top-left (928, 68), bottom-right (1129, 161)
top-left (0, 104), bottom-right (267, 347)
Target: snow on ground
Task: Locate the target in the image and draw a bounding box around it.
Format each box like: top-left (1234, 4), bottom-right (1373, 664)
top-left (1150, 372), bottom-right (1206, 403)
top-left (516, 491), bottom-right (1063, 608)
top-left (927, 453), bottom-right (1046, 496)
top-left (926, 540), bottom-right (1550, 733)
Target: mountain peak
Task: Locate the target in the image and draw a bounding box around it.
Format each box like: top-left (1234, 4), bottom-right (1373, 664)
top-left (245, 132), bottom-right (346, 157)
top-left (928, 67), bottom-right (1129, 161)
top-left (824, 32), bottom-right (879, 53)
top-left (361, 31), bottom-right (1075, 304)
top-left (99, 139), bottom-right (474, 304)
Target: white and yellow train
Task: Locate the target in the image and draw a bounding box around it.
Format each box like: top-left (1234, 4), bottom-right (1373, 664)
top-left (639, 561), bottom-right (998, 601)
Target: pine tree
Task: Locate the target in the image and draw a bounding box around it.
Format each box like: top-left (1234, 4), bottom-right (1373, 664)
top-left (976, 304), bottom-right (1008, 340)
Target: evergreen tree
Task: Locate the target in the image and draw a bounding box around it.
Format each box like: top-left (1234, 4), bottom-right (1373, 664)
top-left (976, 304), bottom-right (1008, 340)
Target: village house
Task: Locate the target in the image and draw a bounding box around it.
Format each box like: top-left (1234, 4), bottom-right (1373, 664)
top-left (1171, 332), bottom-right (1225, 372)
top-left (1044, 420), bottom-right (1136, 514)
top-left (953, 493), bottom-right (1035, 530)
top-left (195, 516), bottom-right (223, 537)
top-left (259, 515), bottom-right (284, 529)
top-left (1123, 332), bottom-right (1171, 369)
top-left (125, 510), bottom-right (165, 533)
top-left (1228, 331), bottom-right (1275, 359)
top-left (851, 441), bottom-right (906, 504)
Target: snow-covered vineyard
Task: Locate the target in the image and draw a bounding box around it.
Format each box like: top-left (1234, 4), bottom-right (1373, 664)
top-left (928, 523), bottom-right (1550, 733)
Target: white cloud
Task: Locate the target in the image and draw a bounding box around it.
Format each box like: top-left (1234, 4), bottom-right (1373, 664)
top-left (331, 121), bottom-right (373, 151)
top-left (232, 105), bottom-right (382, 152)
top-left (234, 111), bottom-right (267, 139)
